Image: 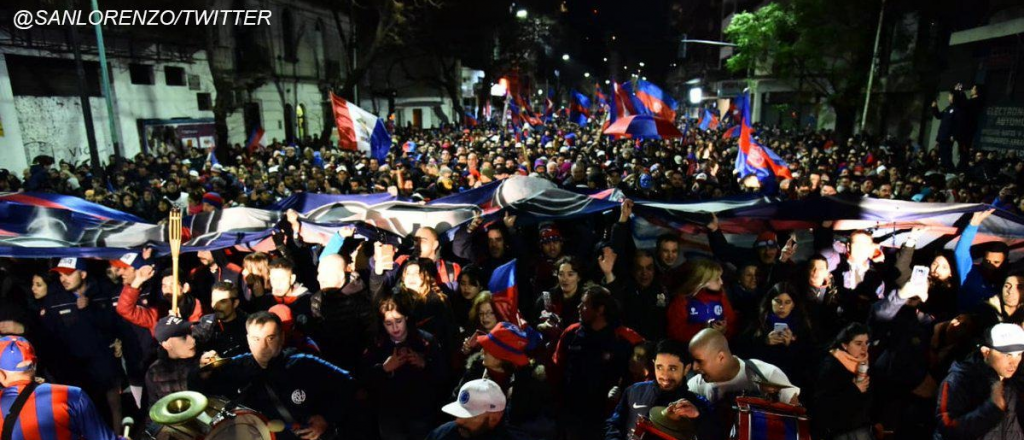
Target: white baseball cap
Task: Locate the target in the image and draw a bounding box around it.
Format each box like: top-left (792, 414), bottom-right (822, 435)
top-left (441, 379), bottom-right (506, 418)
top-left (988, 323), bottom-right (1024, 354)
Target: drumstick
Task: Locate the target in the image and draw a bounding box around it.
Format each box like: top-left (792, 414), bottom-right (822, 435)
top-left (169, 209), bottom-right (182, 317)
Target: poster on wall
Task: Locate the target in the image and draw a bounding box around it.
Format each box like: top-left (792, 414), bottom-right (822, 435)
top-left (138, 118), bottom-right (217, 155)
top-left (975, 104), bottom-right (1024, 151)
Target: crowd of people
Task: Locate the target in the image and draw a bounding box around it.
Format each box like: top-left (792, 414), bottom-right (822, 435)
top-left (1, 91), bottom-right (1024, 440)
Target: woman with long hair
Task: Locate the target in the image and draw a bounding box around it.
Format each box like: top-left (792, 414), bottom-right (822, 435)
top-left (361, 298), bottom-right (447, 440)
top-left (532, 255), bottom-right (587, 332)
top-left (735, 283), bottom-right (815, 387)
top-left (667, 259), bottom-right (737, 343)
top-left (811, 323), bottom-right (873, 440)
top-left (451, 265), bottom-right (485, 330)
top-left (394, 258), bottom-right (456, 353)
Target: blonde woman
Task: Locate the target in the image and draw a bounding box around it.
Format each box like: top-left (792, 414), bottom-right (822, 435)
top-left (667, 259), bottom-right (737, 343)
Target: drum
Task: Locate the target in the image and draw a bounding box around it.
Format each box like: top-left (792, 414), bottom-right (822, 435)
top-left (733, 397), bottom-right (811, 440)
top-left (148, 391), bottom-right (275, 440)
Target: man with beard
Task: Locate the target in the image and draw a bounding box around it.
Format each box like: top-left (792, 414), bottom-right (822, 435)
top-left (37, 257), bottom-right (123, 430)
top-left (605, 339), bottom-right (714, 440)
top-left (955, 209), bottom-right (1009, 313)
top-left (454, 213), bottom-right (518, 282)
top-left (192, 281), bottom-right (248, 358)
top-left (555, 285), bottom-right (643, 440)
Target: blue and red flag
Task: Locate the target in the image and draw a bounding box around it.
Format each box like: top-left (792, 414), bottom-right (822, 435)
top-left (722, 125), bottom-right (740, 139)
top-left (734, 93), bottom-right (792, 181)
top-left (594, 83), bottom-right (610, 111)
top-left (464, 112), bottom-right (478, 128)
top-left (570, 90), bottom-right (591, 126)
top-left (514, 94), bottom-right (543, 126)
top-left (698, 108), bottom-right (720, 131)
top-left (402, 141), bottom-right (417, 153)
top-left (245, 127), bottom-right (265, 154)
top-left (624, 80), bottom-right (677, 121)
top-left (488, 259), bottom-right (526, 327)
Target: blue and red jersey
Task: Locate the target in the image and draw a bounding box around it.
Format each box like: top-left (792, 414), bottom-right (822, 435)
top-left (0, 380), bottom-right (121, 440)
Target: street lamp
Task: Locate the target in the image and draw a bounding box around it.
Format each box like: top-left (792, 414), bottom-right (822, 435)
top-left (537, 89), bottom-right (544, 96)
top-left (584, 72), bottom-right (590, 78)
top-left (604, 80), bottom-right (610, 85)
top-left (516, 9), bottom-right (528, 19)
top-left (689, 87), bottom-right (703, 104)
top-left (603, 57), bottom-right (608, 62)
top-left (639, 62), bottom-right (645, 67)
top-left (561, 54), bottom-right (570, 61)
top-left (490, 83), bottom-right (507, 97)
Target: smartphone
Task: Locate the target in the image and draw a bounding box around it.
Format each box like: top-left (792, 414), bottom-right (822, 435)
top-left (774, 323), bottom-right (790, 333)
top-left (379, 244), bottom-right (396, 271)
top-left (910, 265), bottom-right (929, 286)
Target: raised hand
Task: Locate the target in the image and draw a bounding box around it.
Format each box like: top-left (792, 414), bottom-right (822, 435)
top-left (619, 198), bottom-right (634, 223)
top-left (970, 209), bottom-right (996, 226)
top-left (706, 212), bottom-right (720, 232)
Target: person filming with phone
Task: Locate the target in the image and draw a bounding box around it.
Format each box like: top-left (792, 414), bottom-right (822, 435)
top-left (734, 283), bottom-right (815, 388)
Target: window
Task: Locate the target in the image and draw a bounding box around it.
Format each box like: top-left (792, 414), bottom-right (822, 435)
top-left (165, 66), bottom-right (186, 86)
top-left (129, 64), bottom-right (155, 85)
top-left (284, 104), bottom-right (295, 142)
top-left (197, 93), bottom-right (212, 111)
top-left (281, 9), bottom-right (298, 63)
top-left (6, 55), bottom-right (102, 96)
top-left (243, 103), bottom-right (262, 139)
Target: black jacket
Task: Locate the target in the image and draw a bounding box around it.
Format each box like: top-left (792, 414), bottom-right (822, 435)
top-left (604, 381), bottom-right (715, 440)
top-left (309, 274), bottom-right (376, 372)
top-left (606, 276), bottom-right (669, 342)
top-left (811, 355), bottom-right (873, 438)
top-left (360, 329), bottom-right (448, 417)
top-left (189, 349), bottom-right (356, 440)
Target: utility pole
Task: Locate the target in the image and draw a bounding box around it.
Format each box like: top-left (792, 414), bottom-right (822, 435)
top-left (860, 0), bottom-right (886, 133)
top-left (92, 0), bottom-right (121, 160)
top-left (68, 16), bottom-right (102, 177)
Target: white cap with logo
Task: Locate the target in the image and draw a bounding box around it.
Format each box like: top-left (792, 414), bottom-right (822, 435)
top-left (441, 379), bottom-right (506, 418)
top-left (988, 323), bottom-right (1024, 354)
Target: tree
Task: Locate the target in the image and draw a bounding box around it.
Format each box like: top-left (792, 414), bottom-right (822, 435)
top-left (328, 0), bottom-right (443, 100)
top-left (725, 0), bottom-right (879, 135)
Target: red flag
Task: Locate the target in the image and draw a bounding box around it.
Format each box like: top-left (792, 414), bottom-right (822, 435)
top-left (330, 92), bottom-right (358, 151)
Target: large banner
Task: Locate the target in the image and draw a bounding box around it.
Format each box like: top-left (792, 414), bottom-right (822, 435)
top-left (2, 176), bottom-right (1024, 259)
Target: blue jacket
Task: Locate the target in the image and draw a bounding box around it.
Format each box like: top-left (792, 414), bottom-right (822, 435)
top-left (934, 354), bottom-right (1023, 440)
top-left (605, 380), bottom-right (714, 440)
top-left (955, 225), bottom-right (1000, 313)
